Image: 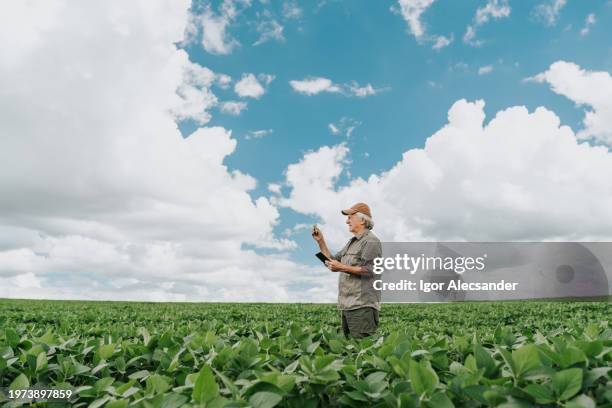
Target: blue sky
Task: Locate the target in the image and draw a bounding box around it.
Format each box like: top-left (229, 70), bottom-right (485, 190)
top-left (2, 0), bottom-right (612, 301)
top-left (180, 0), bottom-right (611, 265)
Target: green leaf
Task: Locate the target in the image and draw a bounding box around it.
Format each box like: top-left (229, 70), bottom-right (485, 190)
top-left (160, 393), bottom-right (189, 408)
top-left (104, 400), bottom-right (128, 408)
top-left (90, 396), bottom-right (111, 408)
top-left (128, 370), bottom-right (150, 380)
top-left (552, 368), bottom-right (583, 401)
top-left (425, 392), bottom-right (454, 408)
top-left (249, 391), bottom-right (283, 408)
top-left (474, 344), bottom-right (497, 377)
top-left (212, 368), bottom-right (240, 397)
top-left (557, 346), bottom-right (586, 369)
top-left (192, 365), bottom-right (219, 404)
top-left (523, 383), bottom-right (554, 404)
top-left (409, 359), bottom-right (438, 397)
top-left (35, 351), bottom-right (48, 372)
top-left (5, 329), bottom-right (20, 348)
top-left (346, 390), bottom-right (368, 402)
top-left (365, 371), bottom-right (387, 385)
top-left (146, 374), bottom-right (170, 395)
top-left (511, 345), bottom-right (540, 378)
top-left (36, 330), bottom-right (59, 346)
top-left (93, 377), bottom-right (115, 395)
top-left (9, 373), bottom-right (30, 390)
top-left (97, 344), bottom-right (115, 360)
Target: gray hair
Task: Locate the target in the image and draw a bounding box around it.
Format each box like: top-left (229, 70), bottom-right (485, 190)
top-left (356, 212), bottom-right (374, 230)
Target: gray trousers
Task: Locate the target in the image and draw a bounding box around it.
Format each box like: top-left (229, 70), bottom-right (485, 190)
top-left (341, 307), bottom-right (379, 338)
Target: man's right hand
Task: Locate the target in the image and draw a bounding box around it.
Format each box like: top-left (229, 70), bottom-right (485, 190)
top-left (311, 225), bottom-right (324, 242)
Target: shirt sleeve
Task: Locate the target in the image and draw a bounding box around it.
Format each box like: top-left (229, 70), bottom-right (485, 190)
top-left (358, 240), bottom-right (382, 277)
top-left (332, 248), bottom-right (344, 261)
top-left (332, 240), bottom-right (349, 261)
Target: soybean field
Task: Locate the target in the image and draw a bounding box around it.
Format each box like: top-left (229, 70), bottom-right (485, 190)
top-left (0, 299), bottom-right (611, 407)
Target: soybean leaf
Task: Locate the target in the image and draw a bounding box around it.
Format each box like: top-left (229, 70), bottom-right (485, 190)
top-left (192, 365), bottom-right (219, 404)
top-left (249, 391), bottom-right (283, 408)
top-left (552, 368), bottom-right (583, 401)
top-left (9, 373), bottom-right (29, 390)
top-left (409, 359), bottom-right (438, 397)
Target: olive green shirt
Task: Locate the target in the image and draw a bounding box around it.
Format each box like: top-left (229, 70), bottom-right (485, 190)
top-left (333, 229), bottom-right (382, 311)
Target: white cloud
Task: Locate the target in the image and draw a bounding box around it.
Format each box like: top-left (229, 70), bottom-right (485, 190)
top-left (254, 18), bottom-right (284, 46)
top-left (184, 0), bottom-right (251, 55)
top-left (259, 74), bottom-right (275, 85)
top-left (216, 73), bottom-right (233, 89)
top-left (283, 1), bottom-right (303, 19)
top-left (328, 117), bottom-right (362, 137)
top-left (234, 73), bottom-right (274, 98)
top-left (220, 101), bottom-right (248, 115)
top-left (200, 7), bottom-right (236, 55)
top-left (0, 0), bottom-right (335, 302)
top-left (171, 61), bottom-right (218, 124)
top-left (392, 1), bottom-right (452, 50)
top-left (526, 61), bottom-right (612, 144)
top-left (279, 98), bottom-right (612, 249)
top-left (432, 34), bottom-right (453, 50)
top-left (393, 0), bottom-right (435, 39)
top-left (478, 65), bottom-right (494, 75)
top-left (464, 0), bottom-right (511, 46)
top-left (245, 129), bottom-right (273, 139)
top-left (533, 0), bottom-right (567, 26)
top-left (348, 83), bottom-right (378, 97)
top-left (268, 183), bottom-right (282, 194)
top-left (580, 13), bottom-right (596, 36)
top-left (289, 77), bottom-right (341, 95)
top-left (475, 0), bottom-right (511, 24)
top-left (289, 77), bottom-right (386, 97)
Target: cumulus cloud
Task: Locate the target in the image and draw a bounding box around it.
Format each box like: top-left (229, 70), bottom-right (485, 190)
top-left (464, 0), bottom-right (511, 46)
top-left (171, 61), bottom-right (218, 124)
top-left (278, 99), bottom-right (612, 250)
top-left (289, 77), bottom-right (341, 95)
top-left (392, 0), bottom-right (453, 50)
top-left (268, 183), bottom-right (282, 194)
top-left (289, 77), bottom-right (387, 97)
top-left (0, 0), bottom-right (334, 302)
top-left (215, 73), bottom-right (233, 89)
top-left (533, 0), bottom-right (567, 26)
top-left (220, 101), bottom-right (248, 115)
top-left (234, 73), bottom-right (274, 99)
top-left (526, 61), bottom-right (612, 144)
top-left (183, 0), bottom-right (251, 55)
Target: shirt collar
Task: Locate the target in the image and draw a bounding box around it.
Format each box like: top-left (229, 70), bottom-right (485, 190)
top-left (353, 229), bottom-right (369, 241)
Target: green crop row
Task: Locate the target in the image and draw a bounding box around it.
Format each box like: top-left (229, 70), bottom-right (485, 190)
top-left (0, 299), bottom-right (610, 407)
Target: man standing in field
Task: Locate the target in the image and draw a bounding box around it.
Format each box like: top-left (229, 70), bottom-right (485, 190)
top-left (312, 203), bottom-right (382, 338)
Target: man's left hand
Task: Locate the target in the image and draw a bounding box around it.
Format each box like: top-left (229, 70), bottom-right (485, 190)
top-left (325, 259), bottom-right (344, 272)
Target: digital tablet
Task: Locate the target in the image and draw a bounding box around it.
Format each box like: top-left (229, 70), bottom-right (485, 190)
top-left (315, 252), bottom-right (330, 264)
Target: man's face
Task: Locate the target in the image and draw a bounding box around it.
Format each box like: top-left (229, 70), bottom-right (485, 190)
top-left (346, 213), bottom-right (364, 234)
